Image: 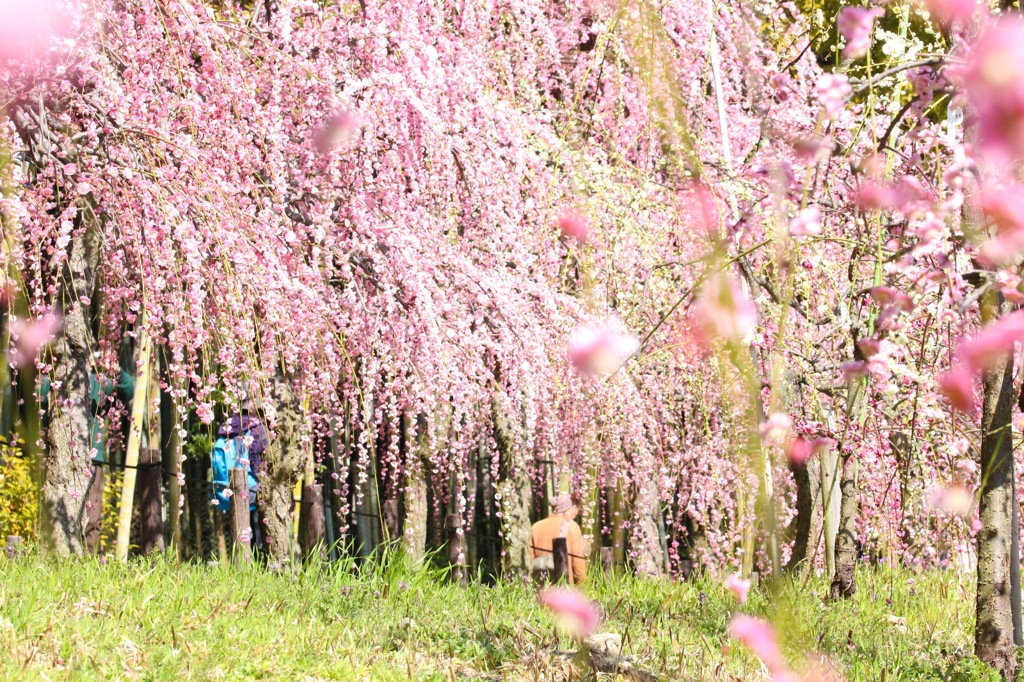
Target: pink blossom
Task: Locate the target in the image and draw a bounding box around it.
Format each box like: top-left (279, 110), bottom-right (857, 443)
top-left (695, 273), bottom-right (757, 342)
top-left (312, 110), bottom-right (360, 153)
top-left (841, 361), bottom-right (868, 381)
top-left (728, 615), bottom-right (787, 674)
top-left (8, 313), bottom-right (61, 368)
top-left (938, 367), bottom-right (976, 413)
top-left (789, 206), bottom-right (822, 237)
top-left (838, 7), bottom-right (884, 60)
top-left (759, 413), bottom-right (792, 444)
top-left (569, 323), bottom-right (639, 376)
top-left (923, 0), bottom-right (976, 28)
top-left (978, 186), bottom-right (1024, 261)
top-left (962, 19), bottom-right (1024, 160)
top-left (788, 437), bottom-right (812, 466)
top-left (854, 181), bottom-right (896, 211)
top-left (857, 338), bottom-right (881, 358)
top-left (869, 286), bottom-right (914, 312)
top-left (792, 137), bottom-right (835, 163)
top-left (539, 588), bottom-right (601, 638)
top-left (557, 211), bottom-right (589, 244)
top-left (960, 310), bottom-right (1024, 371)
top-left (723, 572), bottom-right (751, 604)
top-left (956, 459), bottom-right (978, 475)
top-left (0, 0), bottom-right (57, 63)
top-left (816, 73), bottom-right (851, 120)
top-left (929, 483), bottom-right (973, 516)
top-left (196, 402), bottom-right (215, 425)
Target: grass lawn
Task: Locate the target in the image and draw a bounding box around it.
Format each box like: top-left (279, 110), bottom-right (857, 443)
top-left (0, 550), bottom-right (995, 681)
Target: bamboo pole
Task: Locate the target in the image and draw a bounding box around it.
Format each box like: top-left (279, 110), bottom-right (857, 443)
top-left (115, 318), bottom-right (152, 562)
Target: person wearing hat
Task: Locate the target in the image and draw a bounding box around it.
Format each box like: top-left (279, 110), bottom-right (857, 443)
top-left (530, 494), bottom-right (587, 584)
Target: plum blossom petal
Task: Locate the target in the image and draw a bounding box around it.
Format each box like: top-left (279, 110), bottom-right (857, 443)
top-left (838, 7), bottom-right (884, 60)
top-left (938, 367), bottom-right (976, 413)
top-left (923, 0), bottom-right (976, 27)
top-left (816, 73), bottom-right (851, 120)
top-left (759, 413), bottom-right (792, 444)
top-left (789, 206), bottom-right (822, 237)
top-left (312, 110), bottom-right (360, 153)
top-left (539, 588), bottom-right (601, 638)
top-left (961, 19), bottom-right (1024, 160)
top-left (728, 615), bottom-right (788, 674)
top-left (959, 310), bottom-right (1024, 371)
top-left (8, 313), bottom-right (61, 368)
top-left (723, 572), bottom-right (751, 604)
top-left (569, 322), bottom-right (639, 376)
top-left (557, 211), bottom-right (589, 244)
top-left (695, 273), bottom-right (757, 342)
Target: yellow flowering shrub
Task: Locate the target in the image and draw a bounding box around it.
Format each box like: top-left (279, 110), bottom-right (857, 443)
top-left (0, 442), bottom-right (38, 540)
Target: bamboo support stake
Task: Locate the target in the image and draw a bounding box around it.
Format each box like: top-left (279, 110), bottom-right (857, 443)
top-left (115, 318), bottom-right (152, 562)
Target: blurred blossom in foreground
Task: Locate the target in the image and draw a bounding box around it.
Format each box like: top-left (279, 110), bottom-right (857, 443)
top-left (0, 0), bottom-right (57, 62)
top-left (723, 572), bottom-right (751, 604)
top-left (959, 310), bottom-right (1024, 371)
top-left (816, 73), bottom-right (850, 121)
top-left (921, 0), bottom-right (976, 27)
top-left (938, 366), bottom-right (976, 413)
top-left (789, 206), bottom-right (822, 237)
top-left (961, 18), bottom-right (1024, 161)
top-left (557, 210), bottom-right (589, 244)
top-left (312, 110), bottom-right (360, 153)
top-left (929, 483), bottom-right (974, 517)
top-left (759, 413), bottom-right (792, 444)
top-left (8, 313), bottom-right (61, 368)
top-left (728, 615), bottom-right (789, 677)
top-left (539, 588), bottom-right (601, 638)
top-left (837, 7), bottom-right (884, 60)
top-left (695, 273), bottom-right (757, 342)
top-left (788, 437), bottom-right (831, 466)
top-left (569, 322), bottom-right (639, 376)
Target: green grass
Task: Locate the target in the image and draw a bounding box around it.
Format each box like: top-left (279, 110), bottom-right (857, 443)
top-left (0, 549), bottom-right (995, 681)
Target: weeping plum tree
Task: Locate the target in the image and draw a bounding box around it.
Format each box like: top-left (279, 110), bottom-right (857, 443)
top-left (8, 1), bottom-right (1024, 676)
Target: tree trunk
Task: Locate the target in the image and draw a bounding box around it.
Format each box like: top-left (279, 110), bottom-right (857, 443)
top-left (975, 323), bottom-right (1018, 678)
top-left (38, 218), bottom-right (101, 557)
top-left (829, 452), bottom-right (858, 599)
top-left (159, 349), bottom-right (182, 557)
top-left (402, 413), bottom-right (429, 568)
top-left (493, 390), bottom-right (531, 577)
top-left (786, 454), bottom-right (824, 573)
top-left (821, 445), bottom-right (841, 576)
top-left (256, 371), bottom-right (308, 565)
top-left (630, 474), bottom-right (665, 577)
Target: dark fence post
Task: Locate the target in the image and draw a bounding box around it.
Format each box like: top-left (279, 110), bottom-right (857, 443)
top-left (553, 537), bottom-right (569, 584)
top-left (300, 483), bottom-right (326, 559)
top-left (85, 462), bottom-right (106, 555)
top-left (447, 512), bottom-right (467, 586)
top-left (601, 546), bottom-right (614, 574)
top-left (139, 448), bottom-right (165, 555)
top-left (230, 467), bottom-right (252, 564)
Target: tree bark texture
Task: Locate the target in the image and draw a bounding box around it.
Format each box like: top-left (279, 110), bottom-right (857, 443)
top-left (38, 218), bottom-right (101, 556)
top-left (786, 454), bottom-right (824, 574)
top-left (402, 414), bottom-right (429, 567)
top-left (257, 371), bottom-right (308, 565)
top-left (492, 390), bottom-right (532, 577)
top-left (975, 347), bottom-right (1018, 679)
top-left (829, 452), bottom-right (859, 600)
top-left (630, 473), bottom-right (665, 577)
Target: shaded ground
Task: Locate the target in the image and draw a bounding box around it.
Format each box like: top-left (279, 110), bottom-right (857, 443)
top-left (0, 550), bottom-right (992, 680)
